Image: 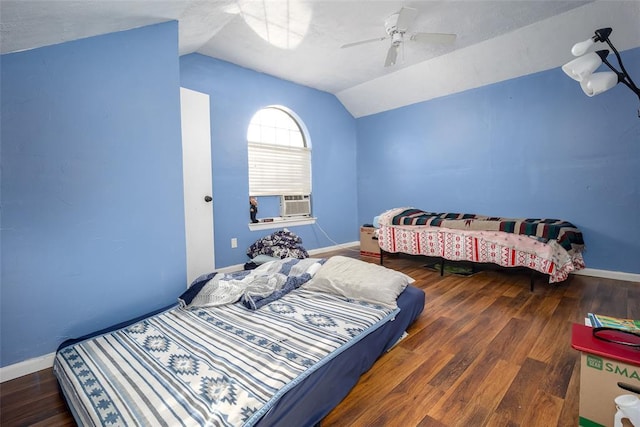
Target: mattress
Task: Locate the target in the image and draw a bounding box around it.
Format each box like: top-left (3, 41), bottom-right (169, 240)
top-left (377, 207), bottom-right (585, 283)
top-left (54, 277), bottom-right (424, 426)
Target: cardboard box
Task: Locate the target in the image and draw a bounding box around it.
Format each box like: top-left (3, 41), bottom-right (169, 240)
top-left (571, 323), bottom-right (640, 427)
top-left (360, 226), bottom-right (380, 258)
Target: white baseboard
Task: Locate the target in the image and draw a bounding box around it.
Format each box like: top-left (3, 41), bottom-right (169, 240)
top-left (572, 267), bottom-right (640, 283)
top-left (1, 352), bottom-right (56, 383)
top-left (308, 241), bottom-right (360, 255)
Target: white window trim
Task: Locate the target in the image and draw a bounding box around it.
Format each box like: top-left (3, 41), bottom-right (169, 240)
top-left (248, 216), bottom-right (316, 231)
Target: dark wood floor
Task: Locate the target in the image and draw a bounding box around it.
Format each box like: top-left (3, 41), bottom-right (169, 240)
top-left (1, 249), bottom-right (638, 426)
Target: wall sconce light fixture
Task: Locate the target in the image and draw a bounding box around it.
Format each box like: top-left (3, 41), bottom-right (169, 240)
top-left (562, 28), bottom-right (640, 117)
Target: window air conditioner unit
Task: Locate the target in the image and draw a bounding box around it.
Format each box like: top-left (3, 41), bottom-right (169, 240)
top-left (281, 195), bottom-right (311, 217)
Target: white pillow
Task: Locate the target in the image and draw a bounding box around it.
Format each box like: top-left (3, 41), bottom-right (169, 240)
top-left (303, 256), bottom-right (414, 308)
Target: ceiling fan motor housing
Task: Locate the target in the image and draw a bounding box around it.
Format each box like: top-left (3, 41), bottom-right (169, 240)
top-left (391, 32), bottom-right (403, 46)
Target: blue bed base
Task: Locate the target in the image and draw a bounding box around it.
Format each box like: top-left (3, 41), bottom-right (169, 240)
top-left (56, 285), bottom-right (425, 426)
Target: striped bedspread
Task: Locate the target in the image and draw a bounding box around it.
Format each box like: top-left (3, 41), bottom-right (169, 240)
top-left (388, 208), bottom-right (584, 251)
top-left (54, 288), bottom-right (396, 426)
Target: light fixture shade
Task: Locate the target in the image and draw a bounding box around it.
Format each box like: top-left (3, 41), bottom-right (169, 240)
top-left (562, 52), bottom-right (602, 82)
top-left (579, 72), bottom-right (618, 96)
top-left (571, 37), bottom-right (595, 56)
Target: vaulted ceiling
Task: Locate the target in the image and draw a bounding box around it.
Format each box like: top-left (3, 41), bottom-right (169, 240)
top-left (1, 1), bottom-right (639, 117)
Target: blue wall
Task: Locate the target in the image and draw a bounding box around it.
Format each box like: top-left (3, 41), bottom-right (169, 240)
top-left (357, 47), bottom-right (640, 274)
top-left (0, 22), bottom-right (186, 366)
top-left (179, 54), bottom-right (359, 268)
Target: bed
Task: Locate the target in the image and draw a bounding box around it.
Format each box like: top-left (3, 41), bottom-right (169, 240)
top-left (376, 207), bottom-right (585, 286)
top-left (53, 256), bottom-right (425, 426)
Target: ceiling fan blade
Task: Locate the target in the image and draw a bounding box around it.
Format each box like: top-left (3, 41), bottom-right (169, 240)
top-left (396, 7), bottom-right (417, 32)
top-left (410, 32), bottom-right (457, 44)
top-left (341, 36), bottom-right (388, 49)
top-left (384, 44), bottom-right (398, 67)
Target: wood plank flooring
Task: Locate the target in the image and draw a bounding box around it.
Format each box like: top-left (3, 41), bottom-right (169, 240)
top-left (1, 249), bottom-right (638, 426)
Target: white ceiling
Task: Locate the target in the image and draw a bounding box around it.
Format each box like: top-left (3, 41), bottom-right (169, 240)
top-left (1, 1), bottom-right (639, 117)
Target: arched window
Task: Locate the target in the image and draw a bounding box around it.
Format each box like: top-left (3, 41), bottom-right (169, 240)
top-left (247, 106), bottom-right (311, 197)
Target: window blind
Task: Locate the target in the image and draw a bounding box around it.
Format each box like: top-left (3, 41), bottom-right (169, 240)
top-left (248, 142), bottom-right (311, 196)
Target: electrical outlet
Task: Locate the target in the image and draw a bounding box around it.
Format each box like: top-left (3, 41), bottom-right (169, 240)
top-left (231, 238), bottom-right (238, 248)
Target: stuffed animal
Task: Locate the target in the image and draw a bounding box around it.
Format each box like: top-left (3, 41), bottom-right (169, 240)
top-left (249, 197), bottom-right (259, 223)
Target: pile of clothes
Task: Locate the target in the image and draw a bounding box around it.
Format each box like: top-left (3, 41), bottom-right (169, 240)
top-left (245, 230), bottom-right (308, 269)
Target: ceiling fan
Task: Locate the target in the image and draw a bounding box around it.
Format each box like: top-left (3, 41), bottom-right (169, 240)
top-left (341, 6), bottom-right (457, 67)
